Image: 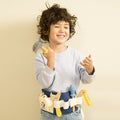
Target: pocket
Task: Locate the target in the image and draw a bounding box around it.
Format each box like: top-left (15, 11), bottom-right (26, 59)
top-left (67, 110), bottom-right (82, 120)
top-left (74, 109), bottom-right (81, 115)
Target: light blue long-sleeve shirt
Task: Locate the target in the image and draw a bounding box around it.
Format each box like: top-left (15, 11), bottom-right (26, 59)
top-left (34, 46), bottom-right (95, 92)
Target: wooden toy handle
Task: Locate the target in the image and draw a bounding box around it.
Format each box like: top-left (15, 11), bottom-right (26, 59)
top-left (72, 96), bottom-right (75, 112)
top-left (76, 89), bottom-right (92, 107)
top-left (50, 91), bottom-right (62, 117)
top-left (41, 47), bottom-right (48, 54)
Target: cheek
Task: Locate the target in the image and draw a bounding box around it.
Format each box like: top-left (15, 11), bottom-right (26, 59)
top-left (66, 30), bottom-right (70, 37)
top-left (50, 28), bottom-right (57, 35)
top-left (49, 28), bottom-right (54, 35)
top-left (49, 30), bottom-right (56, 40)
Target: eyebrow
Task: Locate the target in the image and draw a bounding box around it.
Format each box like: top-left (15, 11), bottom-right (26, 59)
top-left (64, 23), bottom-right (69, 25)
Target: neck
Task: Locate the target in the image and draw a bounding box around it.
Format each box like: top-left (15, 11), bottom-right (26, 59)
top-left (49, 43), bottom-right (67, 53)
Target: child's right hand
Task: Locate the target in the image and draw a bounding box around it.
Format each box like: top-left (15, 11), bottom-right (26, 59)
top-left (43, 46), bottom-right (55, 70)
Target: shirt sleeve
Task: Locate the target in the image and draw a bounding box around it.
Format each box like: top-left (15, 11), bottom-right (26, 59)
top-left (78, 65), bottom-right (96, 84)
top-left (75, 51), bottom-right (96, 84)
top-left (34, 53), bottom-right (56, 89)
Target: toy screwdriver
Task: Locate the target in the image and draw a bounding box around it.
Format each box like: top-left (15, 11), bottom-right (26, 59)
top-left (69, 85), bottom-right (76, 112)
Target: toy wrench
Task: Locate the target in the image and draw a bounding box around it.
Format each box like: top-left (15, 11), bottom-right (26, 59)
top-left (50, 91), bottom-right (62, 117)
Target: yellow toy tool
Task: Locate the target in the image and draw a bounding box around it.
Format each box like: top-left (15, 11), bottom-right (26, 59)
top-left (82, 90), bottom-right (92, 107)
top-left (41, 46), bottom-right (48, 54)
top-left (77, 89), bottom-right (92, 107)
top-left (50, 91), bottom-right (62, 117)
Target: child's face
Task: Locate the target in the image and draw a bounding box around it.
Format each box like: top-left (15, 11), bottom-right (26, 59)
top-left (49, 21), bottom-right (70, 45)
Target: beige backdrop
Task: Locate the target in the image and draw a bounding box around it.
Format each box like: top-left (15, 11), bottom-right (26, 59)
top-left (0, 0), bottom-right (120, 120)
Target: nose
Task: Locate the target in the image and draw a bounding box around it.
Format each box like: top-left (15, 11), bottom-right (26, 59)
top-left (59, 26), bottom-right (64, 32)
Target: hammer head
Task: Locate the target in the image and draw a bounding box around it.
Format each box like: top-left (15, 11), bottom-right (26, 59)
top-left (33, 38), bottom-right (48, 53)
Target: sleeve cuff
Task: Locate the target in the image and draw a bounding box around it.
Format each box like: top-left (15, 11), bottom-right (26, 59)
top-left (85, 67), bottom-right (96, 78)
top-left (90, 66), bottom-right (95, 75)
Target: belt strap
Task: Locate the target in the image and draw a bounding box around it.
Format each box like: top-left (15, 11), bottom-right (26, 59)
top-left (54, 97), bottom-right (82, 109)
top-left (39, 89), bottom-right (82, 115)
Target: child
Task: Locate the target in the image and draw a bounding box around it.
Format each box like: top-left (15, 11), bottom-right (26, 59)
top-left (33, 4), bottom-right (95, 120)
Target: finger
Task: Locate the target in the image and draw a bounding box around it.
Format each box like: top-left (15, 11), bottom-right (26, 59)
top-left (83, 59), bottom-right (86, 63)
top-left (88, 54), bottom-right (91, 58)
top-left (43, 53), bottom-right (47, 57)
top-left (80, 61), bottom-right (85, 67)
top-left (86, 57), bottom-right (92, 62)
top-left (41, 46), bottom-right (48, 53)
top-left (47, 46), bottom-right (50, 50)
top-left (42, 51), bottom-right (47, 58)
top-left (84, 63), bottom-right (90, 67)
top-left (83, 58), bottom-right (90, 64)
top-left (41, 46), bottom-right (47, 51)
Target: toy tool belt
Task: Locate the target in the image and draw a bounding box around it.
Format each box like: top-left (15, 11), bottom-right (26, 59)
top-left (39, 89), bottom-right (82, 116)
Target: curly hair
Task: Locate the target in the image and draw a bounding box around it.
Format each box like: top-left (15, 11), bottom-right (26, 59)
top-left (37, 4), bottom-right (77, 42)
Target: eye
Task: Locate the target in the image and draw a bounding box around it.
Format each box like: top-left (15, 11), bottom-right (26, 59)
top-left (55, 25), bottom-right (59, 28)
top-left (64, 26), bottom-right (69, 29)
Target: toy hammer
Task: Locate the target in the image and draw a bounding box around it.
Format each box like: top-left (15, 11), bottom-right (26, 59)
top-left (33, 38), bottom-right (48, 53)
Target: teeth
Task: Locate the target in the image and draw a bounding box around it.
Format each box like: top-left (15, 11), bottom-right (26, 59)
top-left (57, 36), bottom-right (64, 38)
top-left (57, 35), bottom-right (65, 37)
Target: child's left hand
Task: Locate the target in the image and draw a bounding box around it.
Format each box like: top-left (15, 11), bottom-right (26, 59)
top-left (80, 54), bottom-right (94, 75)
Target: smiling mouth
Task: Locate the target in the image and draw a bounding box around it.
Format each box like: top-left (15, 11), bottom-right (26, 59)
top-left (56, 35), bottom-right (65, 39)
